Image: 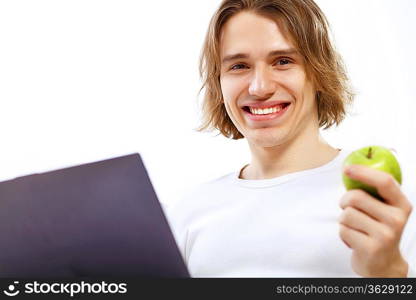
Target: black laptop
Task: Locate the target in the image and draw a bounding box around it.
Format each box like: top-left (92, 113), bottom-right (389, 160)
top-left (0, 153), bottom-right (190, 278)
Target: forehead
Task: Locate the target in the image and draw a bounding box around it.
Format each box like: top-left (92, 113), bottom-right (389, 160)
top-left (219, 11), bottom-right (295, 59)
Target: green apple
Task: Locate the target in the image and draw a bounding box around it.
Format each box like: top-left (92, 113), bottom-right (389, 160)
top-left (342, 146), bottom-right (402, 199)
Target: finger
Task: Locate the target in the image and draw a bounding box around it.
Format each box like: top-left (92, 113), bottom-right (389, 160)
top-left (340, 189), bottom-right (404, 228)
top-left (344, 165), bottom-right (409, 211)
top-left (339, 223), bottom-right (371, 251)
top-left (338, 206), bottom-right (387, 239)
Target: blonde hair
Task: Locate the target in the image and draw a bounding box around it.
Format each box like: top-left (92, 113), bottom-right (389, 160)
top-left (196, 0), bottom-right (354, 140)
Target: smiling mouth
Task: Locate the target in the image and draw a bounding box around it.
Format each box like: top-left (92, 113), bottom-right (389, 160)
top-left (242, 103), bottom-right (291, 115)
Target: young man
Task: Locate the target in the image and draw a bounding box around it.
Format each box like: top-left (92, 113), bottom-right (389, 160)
top-left (167, 0), bottom-right (415, 277)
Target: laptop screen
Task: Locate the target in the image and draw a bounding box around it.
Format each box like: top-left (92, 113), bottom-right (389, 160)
top-left (0, 153), bottom-right (190, 278)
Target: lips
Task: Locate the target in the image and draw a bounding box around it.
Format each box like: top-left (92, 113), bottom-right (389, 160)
top-left (241, 100), bottom-right (291, 110)
top-left (242, 103), bottom-right (290, 113)
top-left (242, 102), bottom-right (291, 122)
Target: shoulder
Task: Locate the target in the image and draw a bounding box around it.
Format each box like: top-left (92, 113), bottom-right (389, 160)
top-left (164, 171), bottom-right (236, 225)
top-left (184, 171), bottom-right (236, 200)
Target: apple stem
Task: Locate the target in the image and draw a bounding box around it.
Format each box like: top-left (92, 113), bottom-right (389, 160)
top-left (367, 147), bottom-right (373, 159)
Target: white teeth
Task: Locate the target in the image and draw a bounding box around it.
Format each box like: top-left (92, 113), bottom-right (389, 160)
top-left (249, 105), bottom-right (283, 115)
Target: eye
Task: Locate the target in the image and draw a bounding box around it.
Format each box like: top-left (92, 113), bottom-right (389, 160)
top-left (275, 58), bottom-right (292, 66)
top-left (230, 63), bottom-right (248, 71)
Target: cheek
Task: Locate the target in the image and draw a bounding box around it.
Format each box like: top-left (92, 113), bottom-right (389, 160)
top-left (285, 72), bottom-right (307, 95)
top-left (219, 77), bottom-right (230, 101)
top-left (285, 73), bottom-right (315, 104)
top-left (220, 76), bottom-right (245, 103)
top-left (303, 81), bottom-right (317, 108)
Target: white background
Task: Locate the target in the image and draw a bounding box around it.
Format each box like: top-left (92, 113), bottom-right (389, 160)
top-left (0, 0), bottom-right (415, 206)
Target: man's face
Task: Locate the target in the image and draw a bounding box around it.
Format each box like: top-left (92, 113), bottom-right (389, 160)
top-left (219, 11), bottom-right (319, 148)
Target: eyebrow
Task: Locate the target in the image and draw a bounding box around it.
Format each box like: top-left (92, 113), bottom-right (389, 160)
top-left (221, 48), bottom-right (299, 64)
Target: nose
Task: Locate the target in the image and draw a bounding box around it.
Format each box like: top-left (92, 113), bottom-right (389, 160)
top-left (248, 66), bottom-right (276, 98)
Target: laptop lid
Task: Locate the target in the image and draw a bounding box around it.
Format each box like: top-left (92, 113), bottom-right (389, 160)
top-left (0, 153), bottom-right (190, 278)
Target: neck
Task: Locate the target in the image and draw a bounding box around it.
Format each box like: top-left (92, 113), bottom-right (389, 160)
top-left (240, 127), bottom-right (339, 180)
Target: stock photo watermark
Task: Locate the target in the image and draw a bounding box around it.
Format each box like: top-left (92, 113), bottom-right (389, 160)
top-left (2, 281), bottom-right (127, 297)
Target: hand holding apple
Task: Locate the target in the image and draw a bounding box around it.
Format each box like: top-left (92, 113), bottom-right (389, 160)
top-left (342, 146), bottom-right (402, 200)
top-left (338, 146), bottom-right (413, 277)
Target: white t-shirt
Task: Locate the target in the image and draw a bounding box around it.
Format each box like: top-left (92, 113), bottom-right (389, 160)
top-left (165, 149), bottom-right (416, 277)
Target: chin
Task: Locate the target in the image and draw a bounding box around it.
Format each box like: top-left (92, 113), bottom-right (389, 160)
top-left (247, 130), bottom-right (287, 148)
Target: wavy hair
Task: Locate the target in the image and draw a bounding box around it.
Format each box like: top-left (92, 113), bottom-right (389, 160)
top-left (196, 0), bottom-right (354, 139)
